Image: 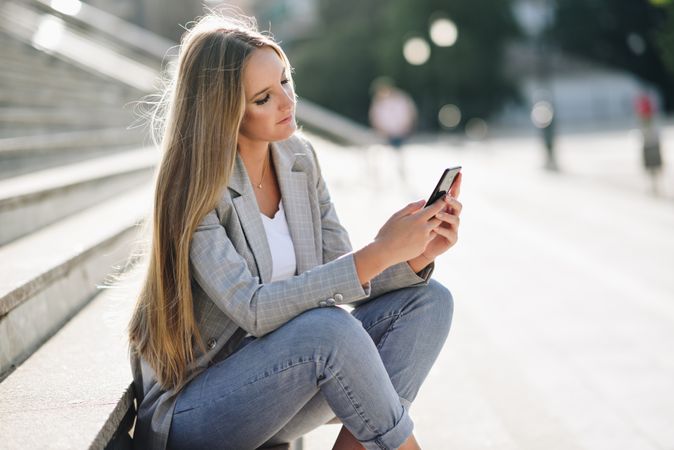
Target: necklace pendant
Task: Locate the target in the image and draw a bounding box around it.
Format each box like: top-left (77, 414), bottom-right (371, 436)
top-left (257, 183), bottom-right (263, 189)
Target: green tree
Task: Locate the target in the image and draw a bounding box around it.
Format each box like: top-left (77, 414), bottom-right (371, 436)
top-left (287, 0), bottom-right (519, 130)
top-left (656, 2), bottom-right (674, 78)
top-left (551, 0), bottom-right (674, 110)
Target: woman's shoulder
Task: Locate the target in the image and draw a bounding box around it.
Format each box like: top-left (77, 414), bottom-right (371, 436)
top-left (275, 131), bottom-right (320, 174)
top-left (276, 131), bottom-right (315, 156)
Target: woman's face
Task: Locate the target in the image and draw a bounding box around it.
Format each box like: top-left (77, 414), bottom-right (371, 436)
top-left (239, 46), bottom-right (296, 145)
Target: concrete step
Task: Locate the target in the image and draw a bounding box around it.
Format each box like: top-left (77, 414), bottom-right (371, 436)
top-left (0, 37), bottom-right (144, 97)
top-left (0, 147), bottom-right (157, 245)
top-left (0, 124), bottom-right (134, 140)
top-left (0, 31), bottom-right (97, 70)
top-left (0, 123), bottom-right (135, 140)
top-left (0, 185), bottom-right (152, 379)
top-left (0, 107), bottom-right (133, 127)
top-left (0, 129), bottom-right (146, 179)
top-left (0, 86), bottom-right (128, 107)
top-left (0, 57), bottom-right (121, 91)
top-left (0, 66), bottom-right (136, 95)
top-left (0, 48), bottom-right (128, 80)
top-left (0, 127), bottom-right (143, 155)
top-left (0, 34), bottom-right (132, 98)
top-left (0, 80), bottom-right (134, 108)
top-left (0, 260), bottom-right (144, 449)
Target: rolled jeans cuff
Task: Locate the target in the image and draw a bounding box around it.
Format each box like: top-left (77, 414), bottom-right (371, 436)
top-left (360, 406), bottom-right (414, 450)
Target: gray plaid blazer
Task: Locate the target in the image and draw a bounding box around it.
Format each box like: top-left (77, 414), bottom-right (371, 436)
top-left (131, 133), bottom-right (433, 450)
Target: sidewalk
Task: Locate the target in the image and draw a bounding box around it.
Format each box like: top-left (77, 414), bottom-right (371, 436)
top-left (302, 130), bottom-right (674, 449)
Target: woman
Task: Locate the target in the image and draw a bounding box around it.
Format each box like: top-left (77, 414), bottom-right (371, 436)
top-left (128, 13), bottom-right (462, 450)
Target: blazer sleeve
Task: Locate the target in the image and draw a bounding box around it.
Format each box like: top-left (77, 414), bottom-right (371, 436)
top-left (303, 138), bottom-right (434, 304)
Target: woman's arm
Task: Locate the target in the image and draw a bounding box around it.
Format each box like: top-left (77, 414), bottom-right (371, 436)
top-left (304, 139), bottom-right (437, 299)
top-left (190, 209), bottom-right (371, 338)
top-left (352, 241), bottom-right (388, 285)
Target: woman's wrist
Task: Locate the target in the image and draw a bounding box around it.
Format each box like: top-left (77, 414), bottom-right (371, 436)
top-left (353, 241), bottom-right (391, 285)
top-left (407, 253), bottom-right (433, 274)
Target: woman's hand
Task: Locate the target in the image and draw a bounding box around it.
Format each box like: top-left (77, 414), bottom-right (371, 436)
top-left (373, 198), bottom-right (445, 266)
top-left (353, 175), bottom-right (461, 285)
top-left (353, 199), bottom-right (444, 286)
top-left (408, 172), bottom-right (463, 272)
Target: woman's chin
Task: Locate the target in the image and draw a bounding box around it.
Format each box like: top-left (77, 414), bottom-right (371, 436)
top-left (277, 121), bottom-right (297, 140)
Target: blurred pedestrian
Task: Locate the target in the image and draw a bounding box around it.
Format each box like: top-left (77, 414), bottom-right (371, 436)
top-left (635, 92), bottom-right (663, 195)
top-left (369, 82), bottom-right (418, 182)
top-left (542, 114), bottom-right (558, 171)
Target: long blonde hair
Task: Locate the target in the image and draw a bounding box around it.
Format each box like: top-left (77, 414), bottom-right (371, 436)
top-left (128, 14), bottom-right (291, 391)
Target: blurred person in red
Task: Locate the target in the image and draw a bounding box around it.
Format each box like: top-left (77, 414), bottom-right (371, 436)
top-left (635, 92), bottom-right (663, 195)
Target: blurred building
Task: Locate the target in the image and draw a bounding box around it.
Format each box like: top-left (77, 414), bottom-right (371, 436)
top-left (496, 42), bottom-right (662, 130)
top-left (498, 0), bottom-right (663, 131)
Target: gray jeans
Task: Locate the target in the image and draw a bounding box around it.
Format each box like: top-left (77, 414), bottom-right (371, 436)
top-left (167, 279), bottom-right (453, 450)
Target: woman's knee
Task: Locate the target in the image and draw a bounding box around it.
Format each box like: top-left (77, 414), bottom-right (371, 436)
top-left (290, 307), bottom-right (369, 348)
top-left (422, 279), bottom-right (454, 329)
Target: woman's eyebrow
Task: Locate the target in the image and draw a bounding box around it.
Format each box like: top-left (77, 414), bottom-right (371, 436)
top-left (251, 86), bottom-right (270, 99)
top-left (250, 67), bottom-right (287, 99)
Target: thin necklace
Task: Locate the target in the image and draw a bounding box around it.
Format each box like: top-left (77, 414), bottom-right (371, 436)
top-left (257, 150), bottom-right (269, 189)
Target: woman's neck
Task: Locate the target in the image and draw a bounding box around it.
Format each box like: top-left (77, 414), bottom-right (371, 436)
top-left (238, 137), bottom-right (270, 165)
top-left (237, 138), bottom-right (271, 187)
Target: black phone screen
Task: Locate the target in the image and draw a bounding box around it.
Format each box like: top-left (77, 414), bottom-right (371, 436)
top-left (425, 166), bottom-right (461, 206)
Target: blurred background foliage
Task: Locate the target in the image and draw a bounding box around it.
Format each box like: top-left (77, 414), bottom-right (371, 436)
top-left (268, 0), bottom-right (674, 131)
top-left (551, 0), bottom-right (674, 110)
top-left (656, 1), bottom-right (674, 79)
top-left (286, 0), bottom-right (519, 131)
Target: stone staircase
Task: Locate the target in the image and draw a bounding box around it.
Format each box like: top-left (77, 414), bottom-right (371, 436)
top-left (0, 2), bottom-right (157, 448)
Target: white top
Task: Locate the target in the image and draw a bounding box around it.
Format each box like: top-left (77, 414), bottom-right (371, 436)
top-left (260, 201), bottom-right (297, 282)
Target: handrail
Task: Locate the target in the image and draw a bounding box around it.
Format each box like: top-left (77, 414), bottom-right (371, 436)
top-left (27, 0), bottom-right (175, 61)
top-left (0, 1), bottom-right (157, 91)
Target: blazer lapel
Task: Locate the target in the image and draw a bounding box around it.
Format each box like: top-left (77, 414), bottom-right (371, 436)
top-left (228, 155), bottom-right (273, 284)
top-left (271, 141), bottom-right (319, 275)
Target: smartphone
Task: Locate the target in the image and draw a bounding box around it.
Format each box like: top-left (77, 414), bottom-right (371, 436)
top-left (425, 166), bottom-right (461, 206)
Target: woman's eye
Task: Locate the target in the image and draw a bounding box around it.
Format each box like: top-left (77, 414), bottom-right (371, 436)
top-left (281, 79), bottom-right (289, 85)
top-left (254, 94), bottom-right (270, 106)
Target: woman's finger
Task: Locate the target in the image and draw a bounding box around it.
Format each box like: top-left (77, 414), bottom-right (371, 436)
top-left (436, 212), bottom-right (460, 229)
top-left (432, 226), bottom-right (457, 242)
top-left (425, 217), bottom-right (442, 230)
top-left (417, 198), bottom-right (446, 221)
top-left (395, 199), bottom-right (425, 218)
top-left (449, 172), bottom-right (462, 198)
top-left (443, 197), bottom-right (462, 216)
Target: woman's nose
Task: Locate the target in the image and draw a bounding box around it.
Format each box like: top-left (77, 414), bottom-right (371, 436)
top-left (280, 88), bottom-right (295, 111)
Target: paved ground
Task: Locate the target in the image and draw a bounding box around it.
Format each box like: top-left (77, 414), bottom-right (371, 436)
top-left (301, 125), bottom-right (674, 449)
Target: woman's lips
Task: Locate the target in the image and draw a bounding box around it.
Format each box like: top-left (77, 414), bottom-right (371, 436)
top-left (277, 114), bottom-right (293, 124)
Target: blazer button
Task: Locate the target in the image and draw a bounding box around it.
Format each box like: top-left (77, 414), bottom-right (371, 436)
top-left (334, 293), bottom-right (344, 302)
top-left (326, 298), bottom-right (336, 306)
top-left (319, 301), bottom-right (327, 307)
top-left (207, 338), bottom-right (217, 350)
